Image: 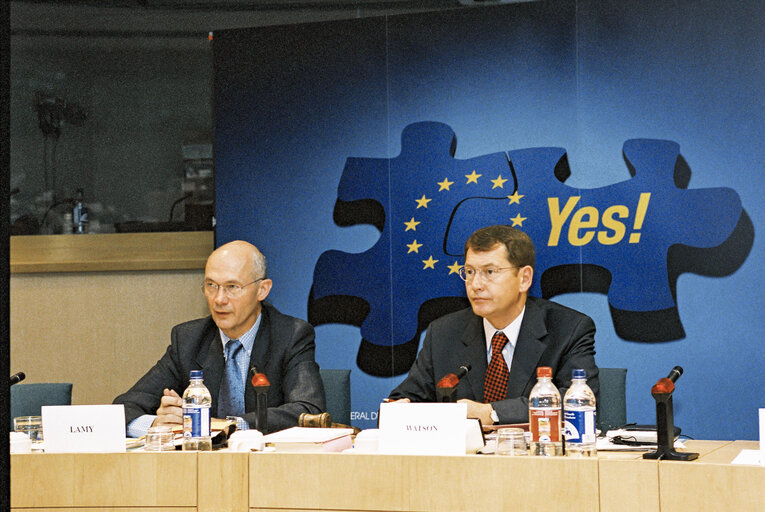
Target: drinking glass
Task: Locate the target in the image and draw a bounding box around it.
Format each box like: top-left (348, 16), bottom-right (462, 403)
top-left (495, 427), bottom-right (528, 456)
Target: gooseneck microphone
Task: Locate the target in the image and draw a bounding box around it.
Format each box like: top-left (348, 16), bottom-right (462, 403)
top-left (437, 363), bottom-right (472, 389)
top-left (250, 367), bottom-right (270, 433)
top-left (667, 366), bottom-right (683, 383)
top-left (10, 371), bottom-right (26, 386)
top-left (437, 363), bottom-right (471, 402)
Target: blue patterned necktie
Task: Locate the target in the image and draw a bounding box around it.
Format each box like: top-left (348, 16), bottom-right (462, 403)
top-left (218, 340), bottom-right (245, 418)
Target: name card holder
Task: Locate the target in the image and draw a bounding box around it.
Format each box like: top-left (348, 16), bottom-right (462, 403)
top-left (378, 402), bottom-right (467, 455)
top-left (42, 404), bottom-right (126, 453)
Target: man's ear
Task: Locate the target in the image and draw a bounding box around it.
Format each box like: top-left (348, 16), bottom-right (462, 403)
top-left (256, 279), bottom-right (273, 301)
top-left (518, 266), bottom-right (533, 293)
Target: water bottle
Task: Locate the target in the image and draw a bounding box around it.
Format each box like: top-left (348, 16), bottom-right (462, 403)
top-left (73, 188), bottom-right (88, 234)
top-left (563, 368), bottom-right (597, 457)
top-left (529, 366), bottom-right (562, 456)
top-left (182, 370), bottom-right (212, 451)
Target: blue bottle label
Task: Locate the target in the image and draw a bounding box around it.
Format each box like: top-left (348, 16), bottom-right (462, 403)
top-left (564, 409), bottom-right (596, 443)
top-left (183, 406), bottom-right (210, 438)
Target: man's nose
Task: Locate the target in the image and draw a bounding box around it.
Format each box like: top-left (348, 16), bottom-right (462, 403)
top-left (213, 288), bottom-right (229, 304)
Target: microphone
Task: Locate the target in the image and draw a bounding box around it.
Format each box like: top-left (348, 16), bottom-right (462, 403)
top-left (667, 366), bottom-right (683, 383)
top-left (10, 371), bottom-right (26, 386)
top-left (652, 365), bottom-right (684, 395)
top-left (436, 363), bottom-right (471, 402)
top-left (437, 363), bottom-right (471, 389)
top-left (250, 367), bottom-right (270, 433)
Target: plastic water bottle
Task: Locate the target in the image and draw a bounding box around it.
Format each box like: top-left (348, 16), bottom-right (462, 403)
top-left (563, 368), bottom-right (597, 457)
top-left (182, 370), bottom-right (212, 451)
top-left (73, 188), bottom-right (88, 234)
top-left (529, 366), bottom-right (562, 456)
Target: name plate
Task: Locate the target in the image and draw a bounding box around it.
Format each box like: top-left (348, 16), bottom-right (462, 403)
top-left (42, 404), bottom-right (126, 453)
top-left (378, 402), bottom-right (467, 455)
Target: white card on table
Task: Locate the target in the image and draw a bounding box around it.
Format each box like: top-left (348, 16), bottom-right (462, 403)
top-left (378, 402), bottom-right (467, 455)
top-left (42, 404), bottom-right (126, 453)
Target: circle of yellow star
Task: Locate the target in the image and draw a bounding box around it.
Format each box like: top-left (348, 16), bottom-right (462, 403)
top-left (415, 195), bottom-right (432, 208)
top-left (404, 217), bottom-right (420, 231)
top-left (507, 191), bottom-right (524, 204)
top-left (437, 178), bottom-right (454, 191)
top-left (422, 255), bottom-right (438, 269)
top-left (491, 175), bottom-right (508, 189)
top-left (407, 240), bottom-right (423, 253)
top-left (447, 261), bottom-right (463, 275)
top-left (465, 170), bottom-right (482, 184)
top-left (510, 213), bottom-right (527, 227)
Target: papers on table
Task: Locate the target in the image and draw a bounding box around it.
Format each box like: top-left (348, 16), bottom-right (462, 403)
top-left (731, 449), bottom-right (762, 466)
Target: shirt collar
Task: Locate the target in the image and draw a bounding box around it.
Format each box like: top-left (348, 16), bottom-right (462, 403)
top-left (219, 311), bottom-right (262, 357)
top-left (482, 306), bottom-right (525, 351)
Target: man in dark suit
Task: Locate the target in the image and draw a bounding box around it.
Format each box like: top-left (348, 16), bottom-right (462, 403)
top-left (389, 225), bottom-right (598, 425)
top-left (114, 240), bottom-right (325, 435)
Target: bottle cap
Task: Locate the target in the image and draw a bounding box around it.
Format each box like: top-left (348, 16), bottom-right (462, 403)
top-left (190, 370), bottom-right (203, 379)
top-left (572, 368), bottom-right (586, 379)
top-left (536, 366), bottom-right (552, 378)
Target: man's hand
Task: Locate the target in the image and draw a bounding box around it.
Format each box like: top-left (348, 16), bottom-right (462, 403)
top-left (152, 388), bottom-right (183, 427)
top-left (458, 399), bottom-right (495, 425)
top-left (383, 397), bottom-right (411, 403)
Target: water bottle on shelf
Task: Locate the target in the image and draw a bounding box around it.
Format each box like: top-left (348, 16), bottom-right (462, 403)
top-left (529, 366), bottom-right (562, 456)
top-left (563, 368), bottom-right (597, 457)
top-left (182, 370), bottom-right (212, 451)
top-left (73, 188), bottom-right (88, 234)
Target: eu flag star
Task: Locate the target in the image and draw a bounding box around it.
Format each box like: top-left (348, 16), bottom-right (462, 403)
top-left (404, 217), bottom-right (420, 231)
top-left (491, 175), bottom-right (508, 189)
top-left (415, 195), bottom-right (432, 208)
top-left (510, 213), bottom-right (526, 227)
top-left (465, 170), bottom-right (482, 184)
top-left (437, 178), bottom-right (454, 191)
top-left (447, 261), bottom-right (463, 275)
top-left (507, 191), bottom-right (524, 204)
top-left (407, 240), bottom-right (423, 253)
top-left (422, 255), bottom-right (438, 269)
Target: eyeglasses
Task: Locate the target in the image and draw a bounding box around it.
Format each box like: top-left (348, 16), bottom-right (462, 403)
top-left (202, 278), bottom-right (264, 298)
top-left (457, 266), bottom-right (517, 283)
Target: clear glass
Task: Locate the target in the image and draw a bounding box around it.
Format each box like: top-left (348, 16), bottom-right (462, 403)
top-left (13, 415), bottom-right (44, 450)
top-left (495, 427), bottom-right (528, 456)
top-left (144, 425), bottom-right (175, 451)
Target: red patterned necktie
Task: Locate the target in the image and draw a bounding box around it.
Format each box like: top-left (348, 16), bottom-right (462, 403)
top-left (484, 331), bottom-right (509, 403)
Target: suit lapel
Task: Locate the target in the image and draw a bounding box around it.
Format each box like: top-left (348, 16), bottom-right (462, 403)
top-left (459, 314), bottom-right (488, 401)
top-left (507, 299), bottom-right (547, 398)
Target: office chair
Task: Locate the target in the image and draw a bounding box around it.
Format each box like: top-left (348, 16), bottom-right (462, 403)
top-left (10, 382), bottom-right (73, 429)
top-left (597, 368), bottom-right (627, 431)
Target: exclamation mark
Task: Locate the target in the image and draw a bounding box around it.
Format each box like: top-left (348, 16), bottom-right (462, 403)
top-left (629, 192), bottom-right (651, 243)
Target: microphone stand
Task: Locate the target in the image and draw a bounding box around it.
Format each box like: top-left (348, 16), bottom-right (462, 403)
top-left (250, 368), bottom-right (270, 433)
top-left (643, 366), bottom-right (698, 461)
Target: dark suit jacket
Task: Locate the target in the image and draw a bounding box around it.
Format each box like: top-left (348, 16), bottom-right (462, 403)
top-left (114, 302), bottom-right (325, 433)
top-left (389, 296), bottom-right (599, 424)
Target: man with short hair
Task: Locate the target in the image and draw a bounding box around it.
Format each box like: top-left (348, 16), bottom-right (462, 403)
top-left (389, 225), bottom-right (598, 426)
top-left (115, 240), bottom-right (325, 435)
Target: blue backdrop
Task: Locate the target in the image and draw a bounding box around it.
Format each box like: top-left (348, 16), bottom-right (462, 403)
top-left (214, 0), bottom-right (764, 439)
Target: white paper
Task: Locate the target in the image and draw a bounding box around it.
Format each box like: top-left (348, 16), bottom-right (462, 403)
top-left (378, 402), bottom-right (467, 455)
top-left (760, 408), bottom-right (765, 466)
top-left (42, 404), bottom-right (126, 453)
top-left (731, 449), bottom-right (762, 466)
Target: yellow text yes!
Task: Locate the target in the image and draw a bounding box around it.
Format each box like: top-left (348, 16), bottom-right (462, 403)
top-left (547, 192), bottom-right (651, 247)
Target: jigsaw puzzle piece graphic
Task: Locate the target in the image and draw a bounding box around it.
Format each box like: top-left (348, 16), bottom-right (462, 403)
top-left (447, 138), bottom-right (743, 339)
top-left (311, 122), bottom-right (513, 374)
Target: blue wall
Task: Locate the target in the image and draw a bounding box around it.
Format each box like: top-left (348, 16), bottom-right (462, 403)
top-left (214, 0), bottom-right (764, 439)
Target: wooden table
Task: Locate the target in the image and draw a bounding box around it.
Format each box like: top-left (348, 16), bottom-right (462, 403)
top-left (10, 441), bottom-right (763, 511)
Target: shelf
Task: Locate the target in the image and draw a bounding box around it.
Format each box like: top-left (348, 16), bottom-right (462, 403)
top-left (11, 231), bottom-right (214, 273)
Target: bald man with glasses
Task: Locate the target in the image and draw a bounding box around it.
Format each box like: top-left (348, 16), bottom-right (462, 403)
top-left (389, 225), bottom-right (599, 426)
top-left (115, 240), bottom-right (325, 436)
